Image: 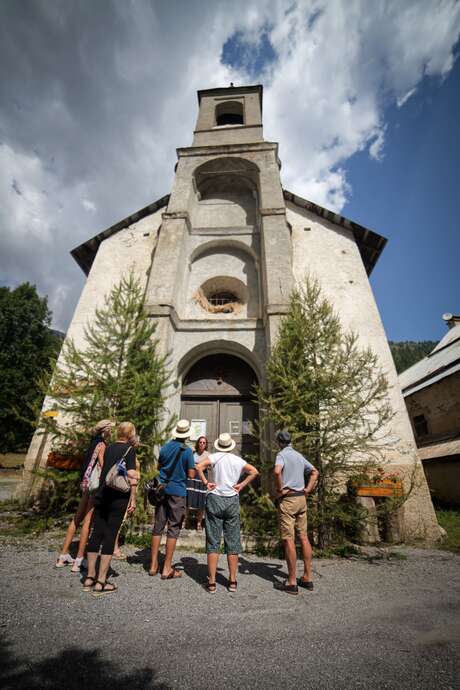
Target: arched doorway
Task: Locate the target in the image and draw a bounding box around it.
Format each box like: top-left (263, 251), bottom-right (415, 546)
top-left (180, 353), bottom-right (258, 457)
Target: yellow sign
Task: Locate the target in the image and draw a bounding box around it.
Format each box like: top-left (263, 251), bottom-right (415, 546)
top-left (43, 409), bottom-right (59, 418)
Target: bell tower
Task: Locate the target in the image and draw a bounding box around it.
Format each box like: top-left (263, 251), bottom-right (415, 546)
top-left (192, 85), bottom-right (264, 146)
top-left (145, 84), bottom-right (294, 362)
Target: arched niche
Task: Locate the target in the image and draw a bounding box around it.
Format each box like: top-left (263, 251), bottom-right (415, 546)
top-left (186, 242), bottom-right (259, 319)
top-left (191, 157), bottom-right (259, 229)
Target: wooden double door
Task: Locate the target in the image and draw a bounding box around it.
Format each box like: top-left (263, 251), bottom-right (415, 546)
top-left (181, 353), bottom-right (259, 459)
top-left (181, 397), bottom-right (258, 459)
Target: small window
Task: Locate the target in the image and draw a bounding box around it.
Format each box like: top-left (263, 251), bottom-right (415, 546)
top-left (215, 100), bottom-right (244, 126)
top-left (208, 292), bottom-right (237, 307)
top-left (413, 414), bottom-right (429, 437)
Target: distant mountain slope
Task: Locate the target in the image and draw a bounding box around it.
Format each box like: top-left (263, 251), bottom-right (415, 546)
top-left (389, 340), bottom-right (437, 374)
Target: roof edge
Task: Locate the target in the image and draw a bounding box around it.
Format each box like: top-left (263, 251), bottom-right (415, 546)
top-left (283, 189), bottom-right (387, 276)
top-left (70, 194), bottom-right (170, 275)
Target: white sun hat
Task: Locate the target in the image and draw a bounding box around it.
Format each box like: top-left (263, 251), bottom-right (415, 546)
top-left (174, 419), bottom-right (191, 439)
top-left (214, 432), bottom-right (236, 452)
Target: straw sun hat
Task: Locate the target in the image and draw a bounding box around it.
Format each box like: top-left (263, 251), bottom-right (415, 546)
top-left (174, 419), bottom-right (192, 439)
top-left (214, 432), bottom-right (236, 453)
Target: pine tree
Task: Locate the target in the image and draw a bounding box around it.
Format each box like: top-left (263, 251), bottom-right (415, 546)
top-left (39, 272), bottom-right (171, 473)
top-left (256, 276), bottom-right (394, 548)
top-left (0, 283), bottom-right (60, 452)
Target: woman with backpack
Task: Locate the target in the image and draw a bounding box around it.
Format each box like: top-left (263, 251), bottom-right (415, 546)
top-left (55, 419), bottom-right (114, 572)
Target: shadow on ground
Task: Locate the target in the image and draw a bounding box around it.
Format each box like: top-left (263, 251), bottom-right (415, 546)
top-left (0, 635), bottom-right (169, 690)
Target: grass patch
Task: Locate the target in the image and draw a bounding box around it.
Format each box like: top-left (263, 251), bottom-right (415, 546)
top-left (436, 508), bottom-right (460, 554)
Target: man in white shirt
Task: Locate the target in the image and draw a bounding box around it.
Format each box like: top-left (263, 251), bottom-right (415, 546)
top-left (196, 432), bottom-right (259, 594)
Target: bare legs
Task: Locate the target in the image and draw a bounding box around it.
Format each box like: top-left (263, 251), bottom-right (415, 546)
top-left (207, 552), bottom-right (219, 584)
top-left (299, 534), bottom-right (313, 582)
top-left (283, 538), bottom-right (298, 586)
top-left (149, 534), bottom-right (162, 575)
top-left (84, 552), bottom-right (112, 589)
top-left (283, 534), bottom-right (313, 585)
top-left (57, 494), bottom-right (90, 563)
top-left (207, 552), bottom-right (238, 584)
top-left (162, 538), bottom-right (178, 577)
top-left (75, 504), bottom-right (94, 559)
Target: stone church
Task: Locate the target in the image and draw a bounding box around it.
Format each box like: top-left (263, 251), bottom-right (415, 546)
top-left (23, 84), bottom-right (440, 542)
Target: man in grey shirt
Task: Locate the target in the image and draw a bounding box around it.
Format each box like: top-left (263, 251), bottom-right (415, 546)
top-left (274, 431), bottom-right (319, 595)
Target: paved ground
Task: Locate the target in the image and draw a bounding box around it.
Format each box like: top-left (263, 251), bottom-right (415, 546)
top-left (0, 539), bottom-right (459, 689)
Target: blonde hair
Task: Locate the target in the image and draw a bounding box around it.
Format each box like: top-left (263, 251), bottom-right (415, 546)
top-left (117, 421), bottom-right (136, 442)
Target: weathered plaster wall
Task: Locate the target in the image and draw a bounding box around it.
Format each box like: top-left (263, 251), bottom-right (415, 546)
top-left (287, 201), bottom-right (441, 542)
top-left (19, 208), bottom-right (163, 497)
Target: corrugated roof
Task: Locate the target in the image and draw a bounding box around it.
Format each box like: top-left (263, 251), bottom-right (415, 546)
top-left (399, 323), bottom-right (460, 396)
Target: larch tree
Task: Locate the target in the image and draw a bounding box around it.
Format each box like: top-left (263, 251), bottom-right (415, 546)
top-left (256, 275), bottom-right (394, 548)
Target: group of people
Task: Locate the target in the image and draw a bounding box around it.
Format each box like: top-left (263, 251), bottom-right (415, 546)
top-left (55, 418), bottom-right (319, 596)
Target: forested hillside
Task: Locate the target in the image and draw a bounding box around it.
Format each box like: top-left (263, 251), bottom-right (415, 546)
top-left (389, 340), bottom-right (437, 374)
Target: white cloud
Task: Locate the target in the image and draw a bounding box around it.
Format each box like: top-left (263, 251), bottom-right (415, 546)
top-left (0, 0), bottom-right (459, 329)
top-left (397, 88), bottom-right (417, 108)
top-left (82, 199), bottom-right (96, 212)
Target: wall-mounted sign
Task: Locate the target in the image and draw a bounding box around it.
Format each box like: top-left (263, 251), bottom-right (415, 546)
top-left (190, 419), bottom-right (207, 441)
top-left (229, 421), bottom-right (240, 435)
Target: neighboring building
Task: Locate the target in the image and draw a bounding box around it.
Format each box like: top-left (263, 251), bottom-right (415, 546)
top-left (21, 84), bottom-right (440, 542)
top-left (400, 313), bottom-right (460, 506)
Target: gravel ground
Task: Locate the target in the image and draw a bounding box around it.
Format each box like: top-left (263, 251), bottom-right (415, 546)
top-left (0, 539), bottom-right (459, 690)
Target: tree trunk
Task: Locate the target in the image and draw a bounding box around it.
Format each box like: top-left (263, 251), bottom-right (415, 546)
top-left (315, 447), bottom-right (326, 549)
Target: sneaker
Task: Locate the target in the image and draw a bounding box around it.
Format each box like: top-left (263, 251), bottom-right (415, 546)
top-left (71, 557), bottom-right (84, 573)
top-left (55, 554), bottom-right (75, 568)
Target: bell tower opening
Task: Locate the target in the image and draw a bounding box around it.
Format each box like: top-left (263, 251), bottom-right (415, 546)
top-left (215, 100), bottom-right (244, 126)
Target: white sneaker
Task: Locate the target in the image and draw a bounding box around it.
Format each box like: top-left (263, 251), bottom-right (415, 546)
top-left (71, 557), bottom-right (84, 573)
top-left (55, 553), bottom-right (75, 568)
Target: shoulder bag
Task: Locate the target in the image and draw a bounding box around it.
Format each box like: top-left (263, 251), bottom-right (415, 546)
top-left (146, 445), bottom-right (185, 507)
top-left (105, 445), bottom-right (133, 493)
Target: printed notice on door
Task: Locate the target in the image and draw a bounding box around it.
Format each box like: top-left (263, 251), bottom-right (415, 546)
top-left (190, 420), bottom-right (206, 441)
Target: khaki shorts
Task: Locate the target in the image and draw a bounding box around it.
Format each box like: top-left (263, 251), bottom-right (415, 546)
top-left (278, 495), bottom-right (307, 540)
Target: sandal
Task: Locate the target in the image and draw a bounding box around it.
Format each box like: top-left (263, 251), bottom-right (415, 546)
top-left (228, 581), bottom-right (237, 593)
top-left (82, 576), bottom-right (97, 592)
top-left (92, 580), bottom-right (117, 597)
top-left (160, 568), bottom-right (182, 580)
top-left (148, 568), bottom-right (159, 577)
top-left (206, 582), bottom-right (217, 594)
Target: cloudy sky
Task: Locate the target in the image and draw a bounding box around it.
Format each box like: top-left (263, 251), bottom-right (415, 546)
top-left (1, 0), bottom-right (459, 340)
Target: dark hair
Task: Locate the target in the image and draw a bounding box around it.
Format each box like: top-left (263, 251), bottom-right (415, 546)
top-left (194, 436), bottom-right (208, 453)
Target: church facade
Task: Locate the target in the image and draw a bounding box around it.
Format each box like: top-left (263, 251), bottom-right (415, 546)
top-left (23, 84), bottom-right (440, 542)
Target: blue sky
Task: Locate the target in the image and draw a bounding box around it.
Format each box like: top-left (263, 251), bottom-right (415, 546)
top-left (344, 60), bottom-right (460, 342)
top-left (0, 0), bottom-right (459, 343)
